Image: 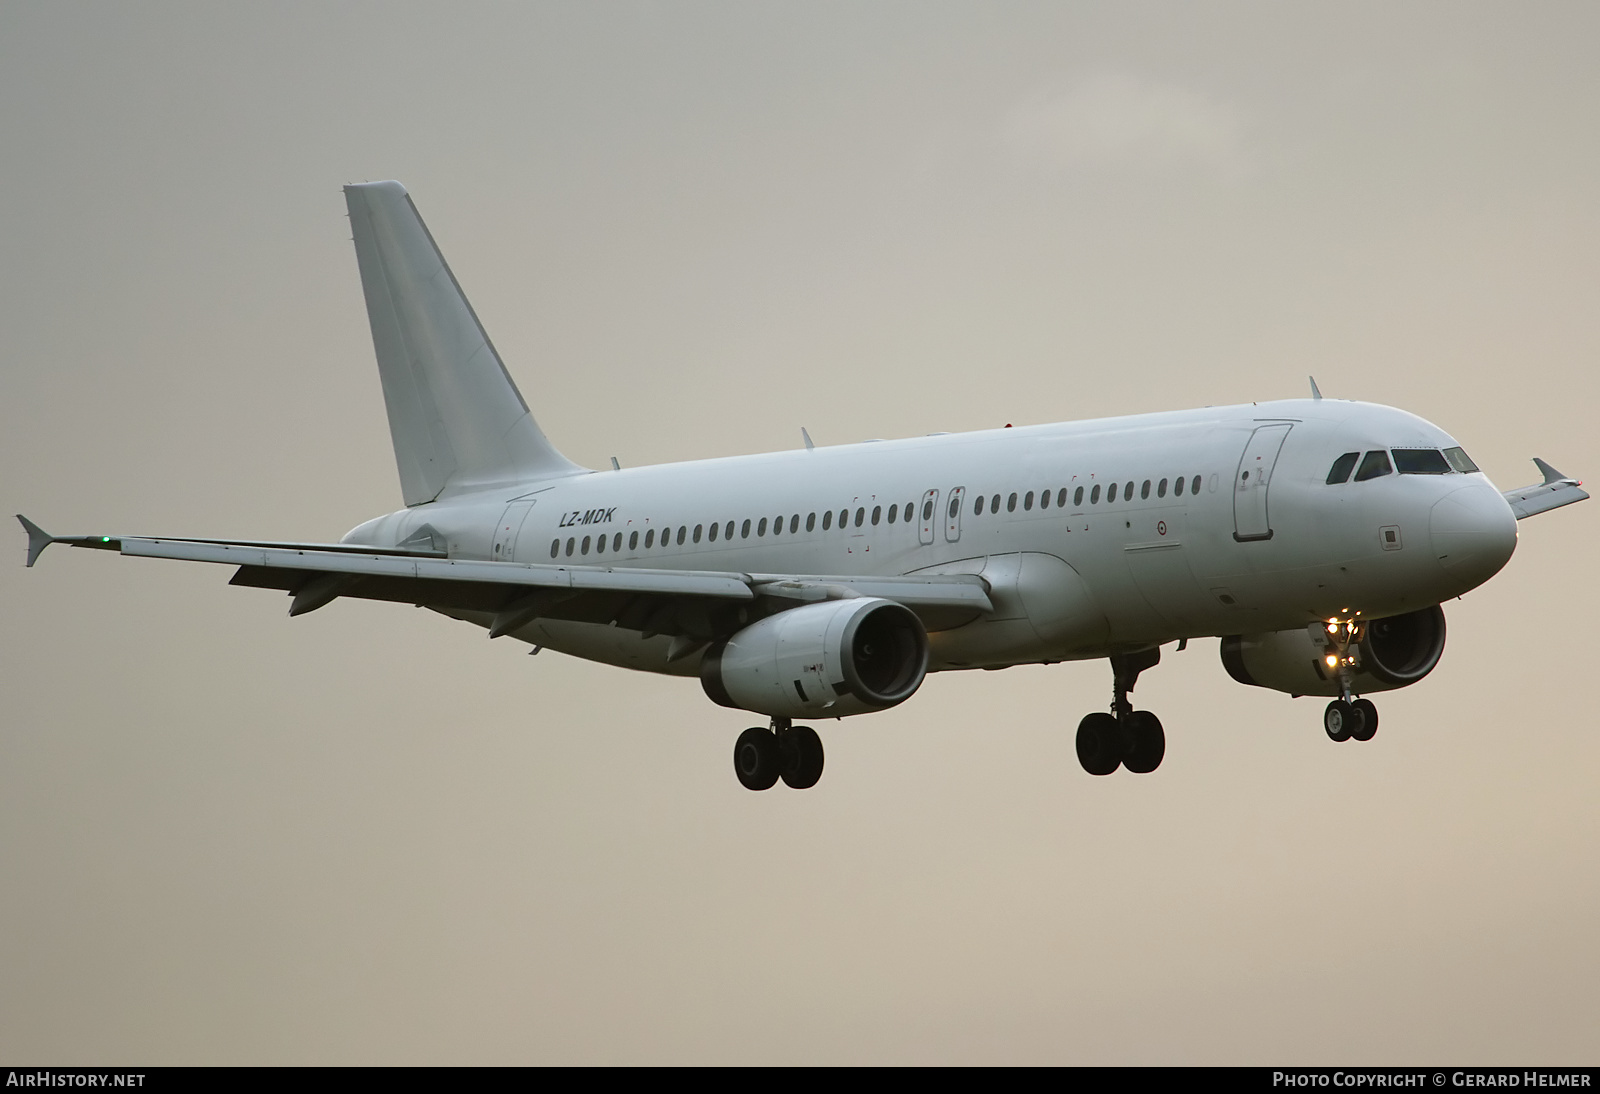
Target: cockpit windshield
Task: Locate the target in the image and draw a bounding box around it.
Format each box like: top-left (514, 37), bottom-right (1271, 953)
top-left (1392, 448), bottom-right (1452, 474)
top-left (1327, 445), bottom-right (1481, 484)
top-left (1354, 450), bottom-right (1392, 482)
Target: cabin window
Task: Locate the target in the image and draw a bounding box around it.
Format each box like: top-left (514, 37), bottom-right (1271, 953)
top-left (613, 533), bottom-right (622, 552)
top-left (1444, 446), bottom-right (1479, 473)
top-left (1091, 485), bottom-right (1101, 503)
top-left (790, 515), bottom-right (799, 534)
top-left (741, 519), bottom-right (751, 538)
top-left (903, 502), bottom-right (914, 522)
top-left (581, 536), bottom-right (591, 555)
top-left (676, 526), bottom-right (687, 545)
top-left (1157, 478), bottom-right (1168, 498)
top-left (1326, 452), bottom-right (1360, 484)
top-left (1393, 448), bottom-right (1452, 475)
top-left (1354, 451), bottom-right (1393, 482)
top-left (948, 496), bottom-right (960, 519)
top-left (972, 497), bottom-right (982, 517)
top-left (629, 531), bottom-right (639, 551)
top-left (644, 530), bottom-right (654, 549)
top-left (725, 521), bottom-right (734, 539)
top-left (1174, 476), bottom-right (1185, 497)
top-left (806, 513), bottom-right (816, 531)
top-left (550, 539), bottom-right (560, 558)
top-left (1057, 488), bottom-right (1067, 507)
top-left (872, 505), bottom-right (882, 525)
top-left (1007, 492), bottom-right (1017, 513)
top-left (598, 533), bottom-right (609, 554)
top-left (1141, 480), bottom-right (1151, 499)
top-left (1039, 488), bottom-right (1050, 509)
top-left (1073, 486), bottom-right (1084, 507)
top-left (566, 537), bottom-right (575, 556)
top-left (988, 494), bottom-right (998, 514)
top-left (1023, 491), bottom-right (1034, 511)
top-left (758, 518), bottom-right (768, 536)
top-left (1190, 475), bottom-right (1202, 494)
top-left (772, 515), bottom-right (782, 536)
top-left (707, 522), bottom-right (718, 542)
top-left (821, 511), bottom-right (832, 531)
top-left (857, 507), bottom-right (867, 527)
top-left (1106, 483), bottom-right (1117, 504)
top-left (839, 509), bottom-right (849, 528)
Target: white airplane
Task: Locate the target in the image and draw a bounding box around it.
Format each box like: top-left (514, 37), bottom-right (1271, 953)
top-left (19, 181), bottom-right (1588, 791)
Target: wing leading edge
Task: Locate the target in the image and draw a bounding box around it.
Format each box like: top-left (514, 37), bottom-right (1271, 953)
top-left (17, 516), bottom-right (992, 638)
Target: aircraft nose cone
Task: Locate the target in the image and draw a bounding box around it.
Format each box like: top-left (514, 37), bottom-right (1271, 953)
top-left (1430, 484), bottom-right (1517, 590)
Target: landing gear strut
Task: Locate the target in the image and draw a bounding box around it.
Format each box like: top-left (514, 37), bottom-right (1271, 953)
top-left (734, 717), bottom-right (825, 791)
top-left (1318, 619), bottom-right (1380, 743)
top-left (1076, 648), bottom-right (1166, 776)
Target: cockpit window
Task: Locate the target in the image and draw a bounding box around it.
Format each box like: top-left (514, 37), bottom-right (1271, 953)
top-left (1443, 446), bottom-right (1479, 473)
top-left (1393, 448), bottom-right (1452, 475)
top-left (1354, 450), bottom-right (1393, 482)
top-left (1326, 452), bottom-right (1360, 484)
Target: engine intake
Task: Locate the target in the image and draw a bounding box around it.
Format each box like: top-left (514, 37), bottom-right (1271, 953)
top-left (1221, 604), bottom-right (1447, 697)
top-left (701, 598), bottom-right (929, 719)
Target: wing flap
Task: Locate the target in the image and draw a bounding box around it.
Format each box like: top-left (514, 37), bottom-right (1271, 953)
top-left (117, 537), bottom-right (758, 599)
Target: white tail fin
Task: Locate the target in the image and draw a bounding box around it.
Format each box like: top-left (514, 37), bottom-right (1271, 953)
top-left (344, 181), bottom-right (586, 506)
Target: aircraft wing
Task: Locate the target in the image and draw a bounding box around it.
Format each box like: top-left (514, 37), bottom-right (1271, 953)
top-left (1501, 459), bottom-right (1589, 520)
top-left (17, 516), bottom-right (991, 638)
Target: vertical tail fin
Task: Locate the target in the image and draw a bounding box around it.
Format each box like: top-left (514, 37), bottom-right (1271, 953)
top-left (343, 181), bottom-right (586, 506)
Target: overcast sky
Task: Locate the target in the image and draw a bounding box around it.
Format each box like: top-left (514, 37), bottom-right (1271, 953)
top-left (3, 1), bottom-right (1597, 1064)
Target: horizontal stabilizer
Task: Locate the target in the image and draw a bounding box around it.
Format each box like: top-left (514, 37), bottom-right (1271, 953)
top-left (1502, 459), bottom-right (1589, 520)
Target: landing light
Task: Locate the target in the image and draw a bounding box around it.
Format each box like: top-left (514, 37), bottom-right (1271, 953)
top-left (1325, 655), bottom-right (1339, 668)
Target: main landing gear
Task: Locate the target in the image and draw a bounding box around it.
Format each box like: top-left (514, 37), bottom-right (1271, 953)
top-left (1076, 648), bottom-right (1166, 776)
top-left (734, 717), bottom-right (825, 791)
top-left (1319, 618), bottom-right (1379, 743)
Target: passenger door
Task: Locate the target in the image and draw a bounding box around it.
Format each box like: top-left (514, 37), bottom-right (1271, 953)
top-left (1233, 424), bottom-right (1293, 542)
top-left (491, 499), bottom-right (536, 562)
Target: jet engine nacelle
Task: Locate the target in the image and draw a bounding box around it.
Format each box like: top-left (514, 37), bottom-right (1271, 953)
top-left (701, 598), bottom-right (929, 719)
top-left (1220, 604), bottom-right (1447, 697)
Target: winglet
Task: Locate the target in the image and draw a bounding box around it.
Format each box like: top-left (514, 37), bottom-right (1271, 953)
top-left (801, 427), bottom-right (815, 452)
top-left (17, 514), bottom-right (55, 567)
top-left (1533, 458), bottom-right (1573, 487)
top-left (1309, 376), bottom-right (1323, 400)
top-left (1502, 459), bottom-right (1588, 519)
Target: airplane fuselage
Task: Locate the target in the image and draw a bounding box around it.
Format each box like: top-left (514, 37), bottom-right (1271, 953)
top-left (343, 397), bottom-right (1518, 679)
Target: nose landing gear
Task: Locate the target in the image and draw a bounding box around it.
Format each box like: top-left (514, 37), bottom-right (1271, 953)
top-left (1325, 697), bottom-right (1379, 742)
top-left (1318, 619), bottom-right (1380, 743)
top-left (1076, 648), bottom-right (1166, 776)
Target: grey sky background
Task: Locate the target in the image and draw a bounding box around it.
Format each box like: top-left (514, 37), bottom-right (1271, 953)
top-left (2, 1), bottom-right (1597, 1064)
